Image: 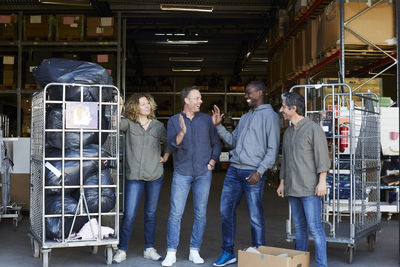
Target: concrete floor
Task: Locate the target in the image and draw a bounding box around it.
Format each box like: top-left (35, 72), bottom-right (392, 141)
top-left (0, 170), bottom-right (398, 267)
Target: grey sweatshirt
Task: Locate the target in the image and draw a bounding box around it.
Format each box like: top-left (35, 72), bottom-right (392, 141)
top-left (216, 104), bottom-right (280, 175)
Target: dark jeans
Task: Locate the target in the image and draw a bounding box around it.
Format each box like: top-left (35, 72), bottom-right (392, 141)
top-left (220, 166), bottom-right (266, 254)
top-left (119, 175), bottom-right (164, 251)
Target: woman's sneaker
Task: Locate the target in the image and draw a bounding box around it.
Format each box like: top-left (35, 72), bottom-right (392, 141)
top-left (144, 247), bottom-right (162, 261)
top-left (213, 251), bottom-right (237, 266)
top-left (113, 249), bottom-right (127, 263)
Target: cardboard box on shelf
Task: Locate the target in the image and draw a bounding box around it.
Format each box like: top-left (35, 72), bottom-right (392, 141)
top-left (56, 14), bottom-right (84, 41)
top-left (305, 18), bottom-right (319, 67)
top-left (86, 17), bottom-right (116, 39)
top-left (321, 1), bottom-right (395, 51)
top-left (0, 14), bottom-right (17, 40)
top-left (238, 246), bottom-right (310, 267)
top-left (24, 15), bottom-right (55, 41)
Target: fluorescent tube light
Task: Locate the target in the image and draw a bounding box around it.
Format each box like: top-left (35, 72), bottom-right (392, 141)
top-left (172, 68), bottom-right (201, 72)
top-left (160, 4), bottom-right (213, 13)
top-left (241, 67), bottom-right (266, 72)
top-left (169, 57), bottom-right (204, 62)
top-left (251, 57), bottom-right (269, 63)
top-left (166, 39), bottom-right (208, 44)
top-left (39, 0), bottom-right (91, 6)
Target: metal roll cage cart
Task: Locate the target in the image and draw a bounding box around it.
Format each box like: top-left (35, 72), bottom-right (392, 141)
top-left (29, 83), bottom-right (120, 266)
top-left (286, 83), bottom-right (381, 264)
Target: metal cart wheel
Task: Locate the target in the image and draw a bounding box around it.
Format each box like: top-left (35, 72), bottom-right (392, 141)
top-left (32, 239), bottom-right (40, 258)
top-left (367, 233), bottom-right (376, 251)
top-left (91, 246), bottom-right (99, 254)
top-left (347, 246), bottom-right (354, 264)
top-left (105, 246), bottom-right (113, 265)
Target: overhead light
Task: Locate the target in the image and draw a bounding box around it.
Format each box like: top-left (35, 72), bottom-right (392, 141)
top-left (160, 4), bottom-right (213, 13)
top-left (166, 39), bottom-right (208, 44)
top-left (39, 0), bottom-right (91, 6)
top-left (172, 67), bottom-right (201, 72)
top-left (251, 57), bottom-right (269, 63)
top-left (169, 57), bottom-right (204, 62)
top-left (241, 67), bottom-right (266, 72)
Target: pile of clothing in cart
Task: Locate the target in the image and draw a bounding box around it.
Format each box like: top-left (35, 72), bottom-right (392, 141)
top-left (33, 58), bottom-right (117, 240)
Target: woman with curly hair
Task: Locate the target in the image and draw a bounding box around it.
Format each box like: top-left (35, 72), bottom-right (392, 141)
top-left (113, 93), bottom-right (170, 263)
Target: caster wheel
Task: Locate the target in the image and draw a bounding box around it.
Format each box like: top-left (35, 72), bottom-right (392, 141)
top-left (105, 246), bottom-right (113, 265)
top-left (347, 246), bottom-right (354, 264)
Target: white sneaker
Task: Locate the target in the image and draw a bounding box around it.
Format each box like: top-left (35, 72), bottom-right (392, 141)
top-left (144, 247), bottom-right (162, 261)
top-left (113, 249), bottom-right (126, 263)
top-left (189, 250), bottom-right (204, 264)
top-left (161, 251), bottom-right (176, 266)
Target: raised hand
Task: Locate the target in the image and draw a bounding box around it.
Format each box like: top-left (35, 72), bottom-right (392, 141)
top-left (212, 105), bottom-right (224, 126)
top-left (179, 114), bottom-right (187, 134)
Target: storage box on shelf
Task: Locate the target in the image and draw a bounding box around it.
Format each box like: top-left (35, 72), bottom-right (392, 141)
top-left (55, 14), bottom-right (84, 41)
top-left (320, 1), bottom-right (395, 56)
top-left (294, 29), bottom-right (306, 74)
top-left (1, 55), bottom-right (15, 87)
top-left (86, 17), bottom-right (117, 40)
top-left (284, 37), bottom-right (296, 79)
top-left (24, 15), bottom-right (55, 41)
top-left (305, 17), bottom-right (319, 68)
top-left (0, 14), bottom-right (17, 40)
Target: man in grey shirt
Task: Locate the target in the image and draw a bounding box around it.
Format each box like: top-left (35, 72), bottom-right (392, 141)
top-left (212, 80), bottom-right (280, 266)
top-left (277, 92), bottom-right (330, 267)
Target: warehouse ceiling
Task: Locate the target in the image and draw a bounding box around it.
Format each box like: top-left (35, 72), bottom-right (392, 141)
top-left (2, 0), bottom-right (288, 78)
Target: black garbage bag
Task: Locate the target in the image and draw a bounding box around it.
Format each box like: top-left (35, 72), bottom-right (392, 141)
top-left (72, 168), bottom-right (116, 213)
top-left (46, 107), bottom-right (109, 150)
top-left (32, 58), bottom-right (114, 102)
top-left (45, 145), bottom-right (112, 195)
top-left (45, 195), bottom-right (86, 240)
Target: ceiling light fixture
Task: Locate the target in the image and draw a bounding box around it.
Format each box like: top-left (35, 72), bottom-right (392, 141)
top-left (166, 39), bottom-right (208, 44)
top-left (172, 67), bottom-right (201, 72)
top-left (39, 0), bottom-right (91, 6)
top-left (241, 67), bottom-right (266, 72)
top-left (251, 57), bottom-right (269, 63)
top-left (169, 57), bottom-right (204, 62)
top-left (160, 4), bottom-right (213, 13)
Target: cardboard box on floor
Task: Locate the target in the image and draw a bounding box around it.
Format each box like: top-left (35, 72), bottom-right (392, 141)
top-left (238, 246), bottom-right (310, 267)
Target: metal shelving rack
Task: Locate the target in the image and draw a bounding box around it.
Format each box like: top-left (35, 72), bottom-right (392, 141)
top-left (268, 0), bottom-right (398, 101)
top-left (0, 11), bottom-right (125, 137)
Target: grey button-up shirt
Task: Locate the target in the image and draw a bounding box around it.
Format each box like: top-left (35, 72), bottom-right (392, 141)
top-left (120, 118), bottom-right (168, 181)
top-left (280, 117), bottom-right (331, 197)
top-left (216, 104), bottom-right (280, 175)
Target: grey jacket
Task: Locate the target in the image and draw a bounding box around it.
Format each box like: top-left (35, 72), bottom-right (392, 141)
top-left (120, 118), bottom-right (168, 181)
top-left (216, 104), bottom-right (280, 175)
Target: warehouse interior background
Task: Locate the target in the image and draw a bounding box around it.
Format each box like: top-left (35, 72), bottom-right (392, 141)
top-left (0, 0), bottom-right (399, 266)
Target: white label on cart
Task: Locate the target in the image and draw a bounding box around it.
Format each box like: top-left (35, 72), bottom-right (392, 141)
top-left (45, 162), bottom-right (61, 178)
top-left (65, 102), bottom-right (98, 129)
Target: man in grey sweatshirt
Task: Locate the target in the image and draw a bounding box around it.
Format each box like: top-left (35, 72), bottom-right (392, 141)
top-left (212, 80), bottom-right (280, 267)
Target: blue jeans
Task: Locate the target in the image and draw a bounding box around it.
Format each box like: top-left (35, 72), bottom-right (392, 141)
top-left (166, 170), bottom-right (212, 251)
top-left (119, 175), bottom-right (164, 251)
top-left (220, 166), bottom-right (266, 254)
top-left (289, 196), bottom-right (327, 267)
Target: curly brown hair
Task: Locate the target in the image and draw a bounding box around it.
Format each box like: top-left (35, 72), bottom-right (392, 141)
top-left (124, 93), bottom-right (157, 122)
